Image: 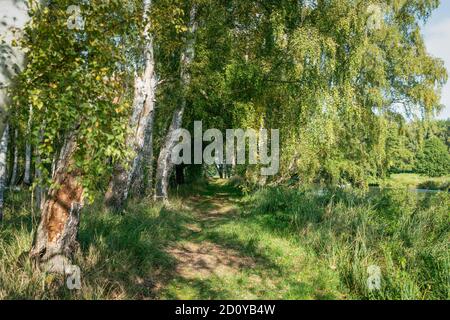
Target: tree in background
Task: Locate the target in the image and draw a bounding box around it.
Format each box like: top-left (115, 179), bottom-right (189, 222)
top-left (416, 136), bottom-right (450, 177)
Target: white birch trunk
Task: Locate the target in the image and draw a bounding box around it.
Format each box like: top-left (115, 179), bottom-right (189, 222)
top-left (0, 124), bottom-right (10, 221)
top-left (0, 1), bottom-right (29, 192)
top-left (24, 142), bottom-right (32, 185)
top-left (34, 129), bottom-right (45, 211)
top-left (10, 128), bottom-right (19, 186)
top-left (155, 5), bottom-right (198, 200)
top-left (105, 0), bottom-right (158, 209)
top-left (130, 115), bottom-right (155, 197)
top-left (24, 105), bottom-right (33, 185)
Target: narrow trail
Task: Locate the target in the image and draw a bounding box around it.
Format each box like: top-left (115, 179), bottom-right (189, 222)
top-left (150, 178), bottom-right (447, 301)
top-left (152, 179), bottom-right (341, 300)
top-left (165, 180), bottom-right (256, 281)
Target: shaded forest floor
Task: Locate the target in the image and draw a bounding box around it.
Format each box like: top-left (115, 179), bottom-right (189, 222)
top-left (1, 179), bottom-right (448, 299)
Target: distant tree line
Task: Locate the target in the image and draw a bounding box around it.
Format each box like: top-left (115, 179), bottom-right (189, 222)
top-left (385, 119), bottom-right (449, 177)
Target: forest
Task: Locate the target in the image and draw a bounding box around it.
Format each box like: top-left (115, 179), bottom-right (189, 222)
top-left (0, 0), bottom-right (449, 300)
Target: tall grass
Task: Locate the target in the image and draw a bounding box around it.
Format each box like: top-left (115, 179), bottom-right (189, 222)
top-left (245, 187), bottom-right (450, 299)
top-left (0, 191), bottom-right (193, 299)
top-left (1, 183), bottom-right (448, 300)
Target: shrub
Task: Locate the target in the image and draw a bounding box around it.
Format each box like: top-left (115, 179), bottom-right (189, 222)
top-left (416, 137), bottom-right (450, 177)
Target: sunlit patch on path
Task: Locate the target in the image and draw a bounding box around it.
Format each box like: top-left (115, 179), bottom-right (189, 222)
top-left (166, 180), bottom-right (255, 280)
top-left (167, 241), bottom-right (256, 279)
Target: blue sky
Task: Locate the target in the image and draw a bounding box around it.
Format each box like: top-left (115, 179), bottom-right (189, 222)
top-left (423, 1), bottom-right (450, 119)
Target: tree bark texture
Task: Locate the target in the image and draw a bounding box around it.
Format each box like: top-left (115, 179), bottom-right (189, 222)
top-left (105, 0), bottom-right (157, 209)
top-left (29, 133), bottom-right (84, 274)
top-left (0, 124), bottom-right (9, 221)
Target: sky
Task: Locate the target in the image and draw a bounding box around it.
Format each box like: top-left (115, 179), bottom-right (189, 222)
top-left (422, 1), bottom-right (450, 119)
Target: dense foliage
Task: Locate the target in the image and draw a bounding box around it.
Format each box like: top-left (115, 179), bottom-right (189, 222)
top-left (10, 0), bottom-right (144, 197)
top-left (6, 0), bottom-right (448, 192)
top-left (416, 136), bottom-right (450, 177)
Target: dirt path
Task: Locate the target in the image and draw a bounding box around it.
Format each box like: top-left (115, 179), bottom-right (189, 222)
top-left (150, 179), bottom-right (341, 300)
top-left (165, 180), bottom-right (256, 281)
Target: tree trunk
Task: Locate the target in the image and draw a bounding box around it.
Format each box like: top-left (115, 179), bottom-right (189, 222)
top-left (0, 124), bottom-right (10, 221)
top-left (24, 142), bottom-right (31, 185)
top-left (10, 128), bottom-right (19, 186)
top-left (24, 106), bottom-right (33, 185)
top-left (215, 163), bottom-right (224, 179)
top-left (34, 129), bottom-right (45, 210)
top-left (155, 5), bottom-right (198, 201)
top-left (155, 108), bottom-right (185, 200)
top-left (130, 112), bottom-right (155, 197)
top-left (29, 133), bottom-right (84, 274)
top-left (34, 149), bottom-right (44, 210)
top-left (105, 0), bottom-right (157, 209)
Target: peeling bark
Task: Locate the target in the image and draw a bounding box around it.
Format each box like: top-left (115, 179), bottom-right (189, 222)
top-left (155, 107), bottom-right (185, 200)
top-left (29, 133), bottom-right (84, 273)
top-left (155, 5), bottom-right (198, 201)
top-left (0, 124), bottom-right (9, 221)
top-left (105, 0), bottom-right (157, 209)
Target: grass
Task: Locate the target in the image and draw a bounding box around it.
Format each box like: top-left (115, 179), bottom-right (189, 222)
top-left (159, 180), bottom-right (342, 300)
top-left (244, 185), bottom-right (450, 299)
top-left (0, 179), bottom-right (448, 300)
top-left (0, 192), bottom-right (196, 299)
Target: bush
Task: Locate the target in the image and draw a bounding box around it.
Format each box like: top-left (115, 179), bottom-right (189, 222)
top-left (416, 137), bottom-right (450, 177)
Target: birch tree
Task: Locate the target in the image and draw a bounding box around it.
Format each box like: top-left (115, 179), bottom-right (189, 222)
top-left (105, 0), bottom-right (158, 209)
top-left (11, 0), bottom-right (141, 271)
top-left (24, 105), bottom-right (33, 185)
top-left (0, 124), bottom-right (9, 221)
top-left (155, 4), bottom-right (198, 200)
top-left (0, 0), bottom-right (29, 219)
top-left (9, 128), bottom-right (19, 185)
